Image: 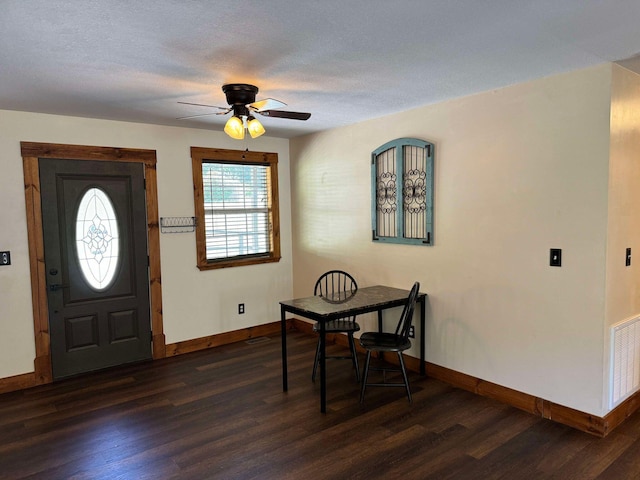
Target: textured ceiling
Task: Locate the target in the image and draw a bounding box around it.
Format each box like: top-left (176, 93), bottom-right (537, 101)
top-left (2, 0), bottom-right (640, 138)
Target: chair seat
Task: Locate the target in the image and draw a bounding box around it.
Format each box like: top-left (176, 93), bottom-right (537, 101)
top-left (359, 332), bottom-right (411, 352)
top-left (313, 319), bottom-right (360, 333)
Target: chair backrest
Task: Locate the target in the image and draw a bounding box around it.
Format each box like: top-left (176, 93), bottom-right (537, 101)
top-left (394, 282), bottom-right (421, 340)
top-left (314, 270), bottom-right (358, 297)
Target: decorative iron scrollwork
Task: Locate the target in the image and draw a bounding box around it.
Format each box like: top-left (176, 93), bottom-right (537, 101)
top-left (377, 172), bottom-right (397, 214)
top-left (403, 169), bottom-right (426, 213)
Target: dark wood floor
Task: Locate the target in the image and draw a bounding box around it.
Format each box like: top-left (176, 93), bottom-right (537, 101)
top-left (2, 331), bottom-right (640, 479)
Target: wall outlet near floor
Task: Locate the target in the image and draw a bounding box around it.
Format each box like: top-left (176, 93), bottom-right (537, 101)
top-left (238, 303), bottom-right (245, 314)
top-left (409, 325), bottom-right (415, 338)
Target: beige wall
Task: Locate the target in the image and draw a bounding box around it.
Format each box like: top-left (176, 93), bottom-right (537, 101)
top-left (290, 64), bottom-right (615, 415)
top-left (0, 111), bottom-right (293, 379)
top-left (603, 65), bottom-right (640, 407)
top-left (605, 65), bottom-right (640, 326)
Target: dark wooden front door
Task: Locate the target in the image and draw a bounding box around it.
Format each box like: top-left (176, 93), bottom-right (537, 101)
top-left (39, 159), bottom-right (152, 379)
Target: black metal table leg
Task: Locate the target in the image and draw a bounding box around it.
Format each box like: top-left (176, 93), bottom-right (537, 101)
top-left (419, 296), bottom-right (426, 376)
top-left (320, 319), bottom-right (326, 413)
top-left (281, 304), bottom-right (288, 391)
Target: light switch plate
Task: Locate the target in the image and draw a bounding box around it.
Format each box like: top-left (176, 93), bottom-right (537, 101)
top-left (0, 251), bottom-right (10, 266)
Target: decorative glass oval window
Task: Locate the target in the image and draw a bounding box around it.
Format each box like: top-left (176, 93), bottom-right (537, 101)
top-left (75, 187), bottom-right (120, 290)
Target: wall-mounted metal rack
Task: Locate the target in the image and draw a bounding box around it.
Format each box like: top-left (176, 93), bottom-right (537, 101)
top-left (160, 216), bottom-right (196, 234)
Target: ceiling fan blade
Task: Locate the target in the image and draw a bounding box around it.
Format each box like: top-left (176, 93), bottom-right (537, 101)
top-left (259, 110), bottom-right (311, 121)
top-left (177, 101), bottom-right (232, 119)
top-left (178, 101), bottom-right (229, 110)
top-left (249, 98), bottom-right (287, 111)
top-left (176, 111), bottom-right (230, 120)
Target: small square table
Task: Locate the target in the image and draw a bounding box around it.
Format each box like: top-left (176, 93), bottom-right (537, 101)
top-left (280, 285), bottom-right (426, 412)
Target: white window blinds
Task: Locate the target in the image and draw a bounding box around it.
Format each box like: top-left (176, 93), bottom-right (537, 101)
top-left (202, 162), bottom-right (271, 260)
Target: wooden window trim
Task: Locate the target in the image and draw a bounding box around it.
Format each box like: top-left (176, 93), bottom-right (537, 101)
top-left (191, 147), bottom-right (281, 270)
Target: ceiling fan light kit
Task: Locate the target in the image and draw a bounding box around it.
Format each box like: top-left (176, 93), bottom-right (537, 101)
top-left (224, 115), bottom-right (265, 140)
top-left (179, 83), bottom-right (311, 140)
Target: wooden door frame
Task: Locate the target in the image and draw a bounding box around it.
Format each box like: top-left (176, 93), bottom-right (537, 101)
top-left (21, 142), bottom-right (166, 385)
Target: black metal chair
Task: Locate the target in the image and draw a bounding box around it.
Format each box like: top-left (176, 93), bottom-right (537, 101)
top-left (359, 281), bottom-right (420, 403)
top-left (311, 270), bottom-right (360, 382)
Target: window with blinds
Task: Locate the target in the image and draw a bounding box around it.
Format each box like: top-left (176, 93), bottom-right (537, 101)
top-left (202, 162), bottom-right (271, 260)
top-left (371, 138), bottom-right (434, 245)
top-left (191, 147), bottom-right (281, 270)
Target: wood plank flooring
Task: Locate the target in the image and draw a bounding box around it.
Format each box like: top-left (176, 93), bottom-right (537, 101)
top-left (2, 331), bottom-right (640, 479)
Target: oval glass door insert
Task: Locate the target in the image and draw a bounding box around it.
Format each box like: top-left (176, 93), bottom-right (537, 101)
top-left (75, 187), bottom-right (120, 290)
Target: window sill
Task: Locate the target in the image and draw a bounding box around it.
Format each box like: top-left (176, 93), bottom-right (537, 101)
top-left (197, 254), bottom-right (281, 271)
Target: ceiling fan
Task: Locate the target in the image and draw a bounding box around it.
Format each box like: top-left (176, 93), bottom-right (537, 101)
top-left (178, 83), bottom-right (311, 139)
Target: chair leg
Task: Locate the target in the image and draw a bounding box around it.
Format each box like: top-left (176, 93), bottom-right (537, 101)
top-left (348, 333), bottom-right (360, 383)
top-left (360, 351), bottom-right (372, 403)
top-left (397, 352), bottom-right (412, 403)
top-left (311, 337), bottom-right (321, 382)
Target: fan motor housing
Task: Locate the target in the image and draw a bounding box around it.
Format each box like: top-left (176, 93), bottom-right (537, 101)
top-left (222, 83), bottom-right (259, 106)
